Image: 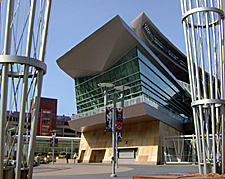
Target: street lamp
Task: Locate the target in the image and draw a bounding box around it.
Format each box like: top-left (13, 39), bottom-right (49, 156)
top-left (98, 83), bottom-right (130, 177)
top-left (50, 130), bottom-right (58, 165)
top-left (114, 86), bottom-right (130, 169)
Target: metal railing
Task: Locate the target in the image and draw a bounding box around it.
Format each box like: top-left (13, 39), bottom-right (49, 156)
top-left (163, 135), bottom-right (196, 165)
top-left (71, 95), bottom-right (190, 123)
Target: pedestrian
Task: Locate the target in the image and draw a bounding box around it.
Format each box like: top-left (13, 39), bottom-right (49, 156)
top-left (73, 152), bottom-right (77, 163)
top-left (65, 153), bottom-right (69, 163)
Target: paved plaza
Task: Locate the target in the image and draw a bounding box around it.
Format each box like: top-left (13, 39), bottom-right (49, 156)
top-left (33, 163), bottom-right (199, 179)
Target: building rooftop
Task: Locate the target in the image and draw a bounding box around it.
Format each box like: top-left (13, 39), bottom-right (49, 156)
top-left (56, 13), bottom-right (188, 86)
top-left (131, 13), bottom-right (188, 82)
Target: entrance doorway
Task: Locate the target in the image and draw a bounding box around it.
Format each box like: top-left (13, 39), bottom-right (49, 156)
top-left (78, 150), bottom-right (85, 163)
top-left (90, 150), bottom-right (106, 163)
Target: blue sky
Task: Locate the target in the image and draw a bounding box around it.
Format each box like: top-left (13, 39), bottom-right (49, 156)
top-left (41, 0), bottom-right (223, 116)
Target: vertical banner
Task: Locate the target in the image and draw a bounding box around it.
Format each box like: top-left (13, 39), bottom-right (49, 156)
top-left (106, 107), bottom-right (112, 132)
top-left (117, 131), bottom-right (122, 142)
top-left (116, 108), bottom-right (123, 131)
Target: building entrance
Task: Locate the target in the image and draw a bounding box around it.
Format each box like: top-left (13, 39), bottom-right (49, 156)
top-left (90, 150), bottom-right (106, 163)
top-left (79, 150), bottom-right (85, 163)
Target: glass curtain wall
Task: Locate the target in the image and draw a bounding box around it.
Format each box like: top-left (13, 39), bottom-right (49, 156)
top-left (75, 46), bottom-right (141, 113)
top-left (35, 140), bottom-right (79, 155)
top-left (74, 46), bottom-right (192, 123)
top-left (137, 47), bottom-right (192, 121)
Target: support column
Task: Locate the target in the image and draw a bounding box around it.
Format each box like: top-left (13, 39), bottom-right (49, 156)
top-left (180, 0), bottom-right (225, 174)
top-left (27, 1), bottom-right (52, 178)
top-left (16, 0), bottom-right (36, 178)
top-left (0, 0), bottom-right (14, 178)
top-left (27, 71), bottom-right (43, 179)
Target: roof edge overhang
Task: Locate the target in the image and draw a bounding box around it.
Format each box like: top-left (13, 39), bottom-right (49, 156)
top-left (56, 15), bottom-right (133, 79)
top-left (56, 13), bottom-right (185, 91)
top-left (130, 12), bottom-right (189, 83)
top-left (132, 13), bottom-right (187, 58)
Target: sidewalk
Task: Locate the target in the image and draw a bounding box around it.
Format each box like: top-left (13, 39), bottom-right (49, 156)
top-left (33, 163), bottom-right (200, 179)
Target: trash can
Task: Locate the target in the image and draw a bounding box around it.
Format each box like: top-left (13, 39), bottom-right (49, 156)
top-left (21, 168), bottom-right (29, 179)
top-left (3, 167), bottom-right (15, 179)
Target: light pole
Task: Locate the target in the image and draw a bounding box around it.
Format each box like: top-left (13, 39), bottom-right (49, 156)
top-left (114, 86), bottom-right (130, 169)
top-left (51, 130), bottom-right (57, 165)
top-left (98, 83), bottom-right (130, 177)
top-left (116, 132), bottom-right (119, 168)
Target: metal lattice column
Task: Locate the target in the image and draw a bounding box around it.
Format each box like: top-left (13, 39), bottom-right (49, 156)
top-left (0, 0), bottom-right (52, 178)
top-left (180, 0), bottom-right (225, 174)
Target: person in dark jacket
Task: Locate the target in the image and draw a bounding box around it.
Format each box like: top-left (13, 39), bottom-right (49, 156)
top-left (65, 153), bottom-right (69, 163)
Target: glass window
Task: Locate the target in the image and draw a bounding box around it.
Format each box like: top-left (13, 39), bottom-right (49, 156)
top-left (130, 46), bottom-right (137, 58)
top-left (56, 121), bottom-right (63, 125)
top-left (42, 118), bottom-right (50, 124)
top-left (74, 46), bottom-right (140, 113)
top-left (121, 65), bottom-right (127, 78)
top-left (56, 128), bottom-right (63, 133)
top-left (42, 125), bottom-right (50, 132)
top-left (42, 110), bottom-right (51, 117)
top-left (41, 133), bottom-right (50, 136)
top-left (73, 45), bottom-right (192, 123)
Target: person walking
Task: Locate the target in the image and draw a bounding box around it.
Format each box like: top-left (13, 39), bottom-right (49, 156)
top-left (73, 152), bottom-right (77, 163)
top-left (65, 153), bottom-right (69, 163)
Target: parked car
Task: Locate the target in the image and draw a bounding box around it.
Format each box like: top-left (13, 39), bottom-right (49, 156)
top-left (59, 151), bottom-right (66, 158)
top-left (44, 152), bottom-right (56, 163)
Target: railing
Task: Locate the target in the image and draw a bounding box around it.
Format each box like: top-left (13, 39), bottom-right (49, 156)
top-left (162, 135), bottom-right (196, 165)
top-left (163, 134), bottom-right (223, 165)
top-left (71, 95), bottom-right (191, 123)
top-left (178, 80), bottom-right (191, 95)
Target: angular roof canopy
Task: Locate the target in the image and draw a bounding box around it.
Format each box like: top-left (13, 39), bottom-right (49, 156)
top-left (56, 13), bottom-right (186, 90)
top-left (57, 15), bottom-right (141, 79)
top-left (131, 13), bottom-right (189, 82)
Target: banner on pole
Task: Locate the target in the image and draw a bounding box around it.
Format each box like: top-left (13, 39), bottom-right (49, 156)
top-left (106, 107), bottom-right (113, 132)
top-left (116, 121), bottom-right (123, 131)
top-left (116, 108), bottom-right (123, 131)
top-left (117, 131), bottom-right (122, 142)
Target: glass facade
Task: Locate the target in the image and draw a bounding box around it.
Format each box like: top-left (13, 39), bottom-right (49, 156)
top-left (74, 46), bottom-right (192, 123)
top-left (35, 140), bottom-right (79, 155)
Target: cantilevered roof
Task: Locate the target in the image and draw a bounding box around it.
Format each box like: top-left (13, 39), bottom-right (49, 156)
top-left (57, 14), bottom-right (185, 91)
top-left (57, 15), bottom-right (141, 78)
top-left (131, 13), bottom-right (189, 83)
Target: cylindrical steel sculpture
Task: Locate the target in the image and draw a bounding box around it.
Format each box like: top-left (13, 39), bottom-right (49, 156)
top-left (0, 0), bottom-right (52, 178)
top-left (180, 0), bottom-right (225, 174)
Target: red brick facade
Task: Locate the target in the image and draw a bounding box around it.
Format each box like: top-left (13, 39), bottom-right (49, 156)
top-left (37, 97), bottom-right (57, 136)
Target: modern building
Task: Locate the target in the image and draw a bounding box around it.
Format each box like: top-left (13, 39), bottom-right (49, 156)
top-left (57, 13), bottom-right (194, 164)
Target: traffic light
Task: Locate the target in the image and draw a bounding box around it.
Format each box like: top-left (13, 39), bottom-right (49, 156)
top-left (50, 138), bottom-right (58, 147)
top-left (54, 138), bottom-right (58, 147)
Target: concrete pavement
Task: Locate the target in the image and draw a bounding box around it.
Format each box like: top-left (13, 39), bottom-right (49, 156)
top-left (33, 163), bottom-right (199, 179)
